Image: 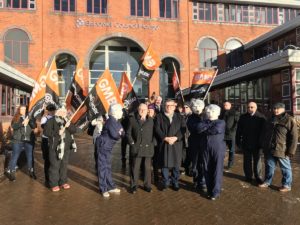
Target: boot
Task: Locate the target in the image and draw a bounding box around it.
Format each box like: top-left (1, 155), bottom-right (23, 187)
top-left (29, 168), bottom-right (37, 180)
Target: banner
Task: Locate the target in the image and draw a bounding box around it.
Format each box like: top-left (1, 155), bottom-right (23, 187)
top-left (136, 43), bottom-right (161, 81)
top-left (190, 70), bottom-right (217, 98)
top-left (45, 58), bottom-right (60, 109)
top-left (71, 69), bottom-right (123, 130)
top-left (118, 72), bottom-right (139, 112)
top-left (65, 59), bottom-right (88, 112)
top-left (28, 62), bottom-right (48, 118)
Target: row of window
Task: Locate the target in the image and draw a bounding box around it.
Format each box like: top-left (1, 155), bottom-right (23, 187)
top-left (0, 0), bottom-right (179, 19)
top-left (0, 0), bottom-right (36, 9)
top-left (193, 2), bottom-right (300, 25)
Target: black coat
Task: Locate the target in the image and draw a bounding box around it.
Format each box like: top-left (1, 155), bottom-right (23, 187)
top-left (43, 116), bottom-right (77, 153)
top-left (220, 109), bottom-right (239, 140)
top-left (236, 111), bottom-right (266, 149)
top-left (126, 113), bottom-right (154, 157)
top-left (154, 112), bottom-right (186, 168)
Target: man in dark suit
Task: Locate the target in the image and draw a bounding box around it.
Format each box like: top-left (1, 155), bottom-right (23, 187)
top-left (220, 101), bottom-right (239, 170)
top-left (126, 103), bottom-right (155, 193)
top-left (236, 102), bottom-right (266, 184)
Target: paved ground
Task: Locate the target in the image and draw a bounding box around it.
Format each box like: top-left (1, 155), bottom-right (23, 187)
top-left (1, 135), bottom-right (300, 225)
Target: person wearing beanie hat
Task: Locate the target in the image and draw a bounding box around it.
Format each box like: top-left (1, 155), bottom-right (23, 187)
top-left (259, 102), bottom-right (298, 192)
top-left (183, 102), bottom-right (192, 116)
top-left (147, 103), bottom-right (156, 118)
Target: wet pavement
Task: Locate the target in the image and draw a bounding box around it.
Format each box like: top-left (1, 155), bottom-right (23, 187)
top-left (1, 134), bottom-right (300, 225)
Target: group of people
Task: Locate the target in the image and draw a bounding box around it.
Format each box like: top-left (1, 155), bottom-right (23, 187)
top-left (4, 95), bottom-right (298, 200)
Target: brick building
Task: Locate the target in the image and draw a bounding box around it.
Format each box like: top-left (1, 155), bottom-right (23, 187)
top-left (211, 16), bottom-right (300, 116)
top-left (1, 0), bottom-right (300, 126)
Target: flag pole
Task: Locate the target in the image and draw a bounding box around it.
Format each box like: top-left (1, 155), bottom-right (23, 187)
top-left (202, 69), bottom-right (218, 101)
top-left (172, 62), bottom-right (185, 103)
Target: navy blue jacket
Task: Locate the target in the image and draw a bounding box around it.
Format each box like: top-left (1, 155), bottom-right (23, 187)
top-left (196, 119), bottom-right (226, 153)
top-left (97, 116), bottom-right (124, 150)
top-left (186, 113), bottom-right (205, 150)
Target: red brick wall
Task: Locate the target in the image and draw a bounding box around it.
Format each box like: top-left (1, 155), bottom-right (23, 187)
top-left (0, 0), bottom-right (276, 94)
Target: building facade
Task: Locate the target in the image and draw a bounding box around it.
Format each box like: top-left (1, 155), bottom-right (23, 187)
top-left (211, 16), bottom-right (300, 117)
top-left (1, 0), bottom-right (300, 124)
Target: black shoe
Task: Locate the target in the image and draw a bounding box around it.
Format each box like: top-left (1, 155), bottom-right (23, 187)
top-left (144, 186), bottom-right (152, 193)
top-left (131, 186), bottom-right (137, 194)
top-left (29, 170), bottom-right (37, 180)
top-left (173, 185), bottom-right (180, 191)
top-left (161, 184), bottom-right (168, 191)
top-left (245, 178), bottom-right (252, 183)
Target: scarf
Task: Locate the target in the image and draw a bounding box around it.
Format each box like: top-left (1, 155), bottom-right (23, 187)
top-left (164, 112), bottom-right (174, 123)
top-left (56, 117), bottom-right (77, 160)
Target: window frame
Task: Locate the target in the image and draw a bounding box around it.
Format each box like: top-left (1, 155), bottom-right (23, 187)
top-left (4, 0), bottom-right (35, 10)
top-left (281, 83), bottom-right (290, 97)
top-left (159, 0), bottom-right (179, 19)
top-left (87, 0), bottom-right (107, 14)
top-left (54, 0), bottom-right (76, 12)
top-left (199, 38), bottom-right (218, 68)
top-left (130, 0), bottom-right (150, 17)
top-left (3, 29), bottom-right (30, 65)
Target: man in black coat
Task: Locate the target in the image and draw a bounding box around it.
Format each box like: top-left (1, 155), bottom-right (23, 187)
top-left (155, 99), bottom-right (186, 191)
top-left (126, 103), bottom-right (155, 193)
top-left (236, 102), bottom-right (266, 184)
top-left (220, 101), bottom-right (239, 170)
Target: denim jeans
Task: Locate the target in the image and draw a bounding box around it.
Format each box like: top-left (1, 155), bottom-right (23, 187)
top-left (161, 167), bottom-right (180, 187)
top-left (264, 153), bottom-right (292, 188)
top-left (9, 142), bottom-right (33, 171)
top-left (225, 139), bottom-right (235, 168)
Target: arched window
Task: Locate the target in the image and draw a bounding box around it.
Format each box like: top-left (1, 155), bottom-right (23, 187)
top-left (225, 39), bottom-right (243, 69)
top-left (56, 53), bottom-right (77, 99)
top-left (4, 28), bottom-right (30, 64)
top-left (199, 38), bottom-right (218, 68)
top-left (89, 38), bottom-right (147, 98)
top-left (159, 57), bottom-right (180, 99)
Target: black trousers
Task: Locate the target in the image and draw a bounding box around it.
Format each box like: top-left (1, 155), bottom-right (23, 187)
top-left (243, 148), bottom-right (262, 181)
top-left (41, 137), bottom-right (50, 183)
top-left (131, 157), bottom-right (152, 188)
top-left (49, 148), bottom-right (70, 188)
top-left (121, 137), bottom-right (128, 162)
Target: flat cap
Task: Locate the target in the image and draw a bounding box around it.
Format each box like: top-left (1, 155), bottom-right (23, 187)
top-left (273, 102), bottom-right (285, 109)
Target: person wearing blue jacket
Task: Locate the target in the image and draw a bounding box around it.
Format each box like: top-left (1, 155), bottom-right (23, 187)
top-left (196, 104), bottom-right (226, 200)
top-left (96, 104), bottom-right (125, 198)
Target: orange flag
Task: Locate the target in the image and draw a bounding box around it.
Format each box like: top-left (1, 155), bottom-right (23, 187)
top-left (45, 58), bottom-right (60, 108)
top-left (136, 43), bottom-right (161, 81)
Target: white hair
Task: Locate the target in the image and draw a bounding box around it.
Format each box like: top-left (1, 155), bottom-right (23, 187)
top-left (191, 99), bottom-right (205, 109)
top-left (205, 104), bottom-right (221, 115)
top-left (108, 104), bottom-right (123, 116)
